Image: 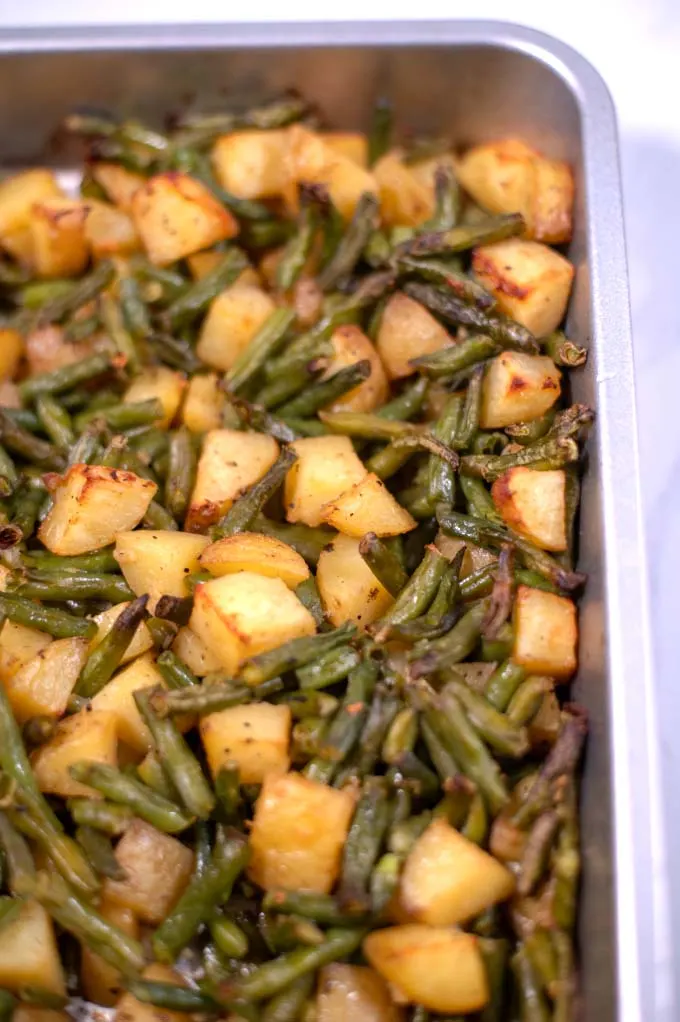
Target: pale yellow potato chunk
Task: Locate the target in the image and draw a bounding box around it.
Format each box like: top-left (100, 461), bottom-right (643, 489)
top-left (90, 653), bottom-right (165, 754)
top-left (323, 325), bottom-right (389, 414)
top-left (316, 532), bottom-right (393, 629)
top-left (0, 328), bottom-right (23, 380)
top-left (249, 772), bottom-right (355, 893)
top-left (376, 291), bottom-right (451, 380)
top-left (104, 820), bottom-right (194, 925)
top-left (197, 283), bottom-right (277, 372)
top-left (0, 621), bottom-right (52, 684)
top-left (212, 130), bottom-right (291, 200)
top-left (172, 626), bottom-right (223, 676)
top-left (288, 125), bottom-right (378, 220)
top-left (190, 572), bottom-right (316, 676)
top-left (181, 372), bottom-right (225, 433)
top-left (81, 896), bottom-right (140, 1006)
top-left (479, 352), bottom-right (561, 429)
top-left (513, 585), bottom-right (577, 679)
top-left (186, 429), bottom-right (279, 532)
top-left (374, 150), bottom-right (435, 226)
top-left (322, 132), bottom-right (369, 167)
top-left (4, 636), bottom-right (88, 722)
top-left (31, 709), bottom-right (118, 798)
top-left (284, 436), bottom-right (366, 528)
top-left (84, 199), bottom-right (140, 258)
top-left (92, 162), bottom-right (146, 213)
top-left (321, 472), bottom-right (416, 538)
top-left (38, 464), bottom-right (157, 555)
top-left (124, 366), bottom-right (185, 428)
top-left (200, 531), bottom-right (310, 588)
top-left (29, 199), bottom-right (89, 278)
top-left (492, 467), bottom-right (567, 551)
top-left (200, 702), bottom-right (291, 784)
top-left (90, 603), bottom-right (154, 665)
top-left (317, 964), bottom-right (404, 1022)
top-left (0, 169), bottom-right (63, 236)
top-left (0, 900), bottom-right (65, 995)
top-left (114, 530), bottom-right (209, 613)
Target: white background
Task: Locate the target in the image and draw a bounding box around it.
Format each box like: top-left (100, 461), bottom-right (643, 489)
top-left (2, 0), bottom-right (680, 986)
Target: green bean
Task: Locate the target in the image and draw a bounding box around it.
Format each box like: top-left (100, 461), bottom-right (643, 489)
top-left (214, 763), bottom-right (241, 821)
top-left (543, 330), bottom-right (587, 367)
top-left (454, 364), bottom-right (484, 451)
top-left (125, 981), bottom-right (217, 1014)
top-left (22, 714), bottom-right (58, 747)
top-left (517, 810), bottom-right (560, 897)
top-left (388, 812), bottom-right (432, 859)
top-left (507, 677), bottom-right (552, 727)
top-left (0, 895), bottom-right (23, 933)
top-left (154, 595), bottom-right (193, 627)
top-left (305, 660), bottom-right (376, 782)
top-left (76, 594), bottom-right (148, 698)
top-left (404, 281), bottom-right (537, 353)
top-left (0, 811), bottom-right (36, 894)
top-left (368, 99), bottom-right (392, 166)
top-left (131, 258), bottom-right (188, 302)
top-left (210, 916), bottom-right (249, 960)
top-left (148, 332), bottom-right (202, 372)
top-left (67, 798), bottom-right (133, 836)
top-left (0, 593), bottom-right (97, 638)
top-left (261, 973), bottom-right (315, 1022)
top-left (358, 532), bottom-right (409, 596)
top-left (0, 992), bottom-right (15, 1022)
top-left (142, 498), bottom-right (178, 531)
top-left (296, 644), bottom-right (361, 691)
top-left (294, 576), bottom-right (326, 628)
top-left (262, 890), bottom-right (365, 926)
top-left (427, 391), bottom-right (462, 507)
top-left (156, 649), bottom-right (199, 690)
top-left (409, 599), bottom-right (489, 676)
top-left (15, 570), bottom-right (134, 604)
top-left (35, 393), bottom-right (75, 448)
top-left (35, 260), bottom-right (115, 325)
top-left (318, 410), bottom-right (419, 440)
top-left (240, 623), bottom-right (355, 685)
top-left (511, 945), bottom-right (550, 1022)
top-left (338, 778), bottom-right (391, 911)
top-left (373, 545), bottom-right (448, 637)
top-left (477, 937), bottom-right (509, 1022)
top-left (505, 409), bottom-right (556, 445)
top-left (382, 706), bottom-right (418, 765)
top-left (75, 825), bottom-right (126, 881)
top-left (75, 397), bottom-right (164, 433)
top-left (134, 687), bottom-right (216, 819)
top-left (377, 376), bottom-right (428, 420)
top-left (512, 709), bottom-right (587, 828)
top-left (461, 437), bottom-right (578, 481)
top-left (150, 677), bottom-right (282, 717)
top-left (227, 309), bottom-right (296, 394)
top-left (397, 254), bottom-right (494, 309)
top-left (318, 193), bottom-right (379, 291)
top-left (100, 292), bottom-right (140, 372)
top-left (165, 248), bottom-right (249, 329)
top-left (0, 409), bottom-right (64, 470)
top-left (411, 334), bottom-right (500, 378)
top-left (68, 761), bottom-right (193, 833)
top-left (278, 691), bottom-right (338, 721)
top-left (396, 213), bottom-right (525, 257)
top-left (448, 678), bottom-right (530, 758)
top-left (421, 718), bottom-right (460, 781)
top-left (276, 360), bottom-right (371, 419)
top-left (212, 447), bottom-right (298, 539)
top-left (276, 197), bottom-right (318, 292)
top-left (0, 444), bottom-right (19, 495)
top-left (484, 659), bottom-right (527, 712)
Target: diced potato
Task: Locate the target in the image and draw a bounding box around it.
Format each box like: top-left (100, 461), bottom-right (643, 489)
top-left (186, 429), bottom-right (279, 532)
top-left (400, 819), bottom-right (515, 926)
top-left (38, 463), bottom-right (157, 555)
top-left (0, 621), bottom-right (52, 683)
top-left (81, 896), bottom-right (140, 1005)
top-left (528, 688), bottom-right (562, 746)
top-left (472, 239), bottom-right (574, 338)
top-left (92, 162), bottom-right (146, 213)
top-left (434, 533), bottom-right (497, 578)
top-left (374, 151), bottom-right (434, 227)
top-left (104, 820), bottom-right (194, 924)
top-left (84, 199), bottom-right (140, 258)
top-left (2, 226), bottom-right (34, 265)
top-left (249, 772), bottom-right (355, 893)
top-left (316, 532), bottom-right (393, 629)
top-left (114, 964), bottom-right (190, 1022)
top-left (321, 473), bottom-right (416, 539)
top-left (317, 964), bottom-right (404, 1022)
top-left (131, 172), bottom-right (238, 266)
top-left (323, 133), bottom-right (369, 167)
top-left (200, 701), bottom-right (291, 784)
top-left (25, 324), bottom-right (95, 376)
top-left (172, 626), bottom-right (223, 676)
top-left (376, 291), bottom-right (452, 380)
top-left (197, 282), bottom-right (277, 372)
top-left (29, 199), bottom-right (89, 278)
top-left (4, 636), bottom-right (88, 722)
top-left (479, 351), bottom-right (561, 429)
top-left (114, 530), bottom-right (209, 613)
top-left (455, 139), bottom-right (573, 243)
top-left (190, 573), bottom-right (316, 675)
top-left (322, 326), bottom-right (389, 414)
top-left (0, 899), bottom-right (65, 995)
top-left (90, 602), bottom-right (154, 665)
top-left (284, 436), bottom-right (366, 528)
top-left (0, 328), bottom-right (23, 380)
top-left (288, 125), bottom-right (378, 220)
top-left (14, 1009), bottom-right (68, 1022)
top-left (31, 709), bottom-right (118, 798)
top-left (186, 249), bottom-right (223, 279)
top-left (292, 275), bottom-right (324, 327)
top-left (513, 585), bottom-right (577, 679)
top-left (200, 531), bottom-right (310, 589)
top-left (363, 926), bottom-right (488, 1014)
top-left (123, 366), bottom-right (185, 428)
top-left (491, 467), bottom-right (567, 551)
top-left (181, 372), bottom-right (225, 433)
top-left (212, 130), bottom-right (291, 200)
top-left (90, 653), bottom-right (165, 754)
top-left (0, 169), bottom-right (63, 238)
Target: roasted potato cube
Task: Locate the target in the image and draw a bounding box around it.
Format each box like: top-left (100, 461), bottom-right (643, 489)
top-left (114, 530), bottom-right (209, 613)
top-left (288, 125), bottom-right (378, 220)
top-left (90, 653), bottom-right (166, 754)
top-left (533, 157), bottom-right (574, 244)
top-left (0, 169), bottom-right (63, 238)
top-left (25, 324), bottom-right (95, 376)
top-left (4, 636), bottom-right (88, 722)
top-left (38, 464), bottom-right (157, 555)
top-left (322, 325), bottom-right (389, 413)
top-left (400, 819), bottom-right (514, 926)
top-left (374, 151), bottom-right (435, 226)
top-left (0, 327), bottom-right (23, 380)
top-left (0, 621), bottom-right (52, 684)
top-left (513, 585), bottom-right (577, 679)
top-left (196, 282), bottom-right (277, 372)
top-left (376, 291), bottom-right (451, 380)
top-left (90, 603), bottom-right (154, 665)
top-left (479, 352), bottom-right (561, 429)
top-left (123, 366), bottom-right (185, 428)
top-left (284, 436), bottom-right (366, 528)
top-left (181, 372), bottom-right (225, 433)
top-left (186, 429), bottom-right (279, 532)
top-left (131, 172), bottom-right (238, 265)
top-left (31, 709), bottom-right (118, 798)
top-left (81, 896), bottom-right (140, 1005)
top-left (83, 199), bottom-right (140, 258)
top-left (249, 772), bottom-right (355, 893)
top-left (103, 820), bottom-right (194, 924)
top-left (200, 702), bottom-right (291, 784)
top-left (363, 925), bottom-right (488, 1014)
top-left (114, 964), bottom-right (190, 1022)
top-left (492, 467), bottom-right (567, 551)
top-left (200, 531), bottom-right (310, 589)
top-left (29, 199), bottom-right (89, 278)
top-left (91, 163), bottom-right (145, 213)
top-left (321, 473), bottom-right (416, 538)
top-left (472, 239), bottom-right (574, 338)
top-left (212, 130), bottom-right (291, 200)
top-left (322, 133), bottom-right (369, 167)
top-left (317, 964), bottom-right (404, 1022)
top-left (190, 572), bottom-right (316, 675)
top-left (0, 899), bottom-right (65, 995)
top-left (435, 532), bottom-right (497, 578)
top-left (316, 532), bottom-right (393, 629)
top-left (171, 626), bottom-right (223, 676)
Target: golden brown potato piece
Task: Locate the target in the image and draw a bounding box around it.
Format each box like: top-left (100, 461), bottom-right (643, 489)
top-left (288, 125), bottom-right (378, 220)
top-left (4, 636), bottom-right (88, 722)
top-left (321, 473), bottom-right (416, 538)
top-left (91, 162), bottom-right (145, 213)
top-left (131, 171), bottom-right (238, 265)
top-left (90, 603), bottom-right (154, 665)
top-left (200, 702), bottom-right (292, 784)
top-left (374, 150), bottom-right (435, 227)
top-left (181, 371), bottom-right (226, 433)
top-left (317, 964), bottom-right (404, 1022)
top-left (284, 435), bottom-right (366, 528)
top-left (90, 653), bottom-right (166, 755)
top-left (38, 464), bottom-right (156, 556)
top-left (212, 130), bottom-right (291, 200)
top-left (197, 282), bottom-right (277, 372)
top-left (84, 199), bottom-right (140, 258)
top-left (31, 709), bottom-right (118, 798)
top-left (0, 621), bottom-right (52, 684)
top-left (114, 529), bottom-right (209, 613)
top-left (0, 169), bottom-right (64, 262)
top-left (200, 532), bottom-right (310, 589)
top-left (171, 626), bottom-right (223, 676)
top-left (29, 199), bottom-right (90, 278)
top-left (316, 532), bottom-right (393, 629)
top-left (491, 467), bottom-right (567, 551)
top-left (186, 429), bottom-right (279, 532)
top-left (376, 291), bottom-right (452, 380)
top-left (513, 585), bottom-right (577, 679)
top-left (0, 328), bottom-right (23, 380)
top-left (248, 772), bottom-right (355, 893)
top-left (104, 820), bottom-right (194, 925)
top-left (0, 900), bottom-right (65, 995)
top-left (322, 132), bottom-right (369, 167)
top-left (322, 325), bottom-right (389, 414)
top-left (472, 238), bottom-right (574, 338)
top-left (123, 366), bottom-right (185, 428)
top-left (479, 351), bottom-right (561, 429)
top-left (81, 896), bottom-right (140, 1005)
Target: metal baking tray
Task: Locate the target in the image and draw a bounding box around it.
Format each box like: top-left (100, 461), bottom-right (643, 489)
top-left (0, 19), bottom-right (671, 1021)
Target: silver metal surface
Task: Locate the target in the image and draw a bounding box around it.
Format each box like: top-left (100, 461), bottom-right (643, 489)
top-left (0, 20), bottom-right (669, 1021)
